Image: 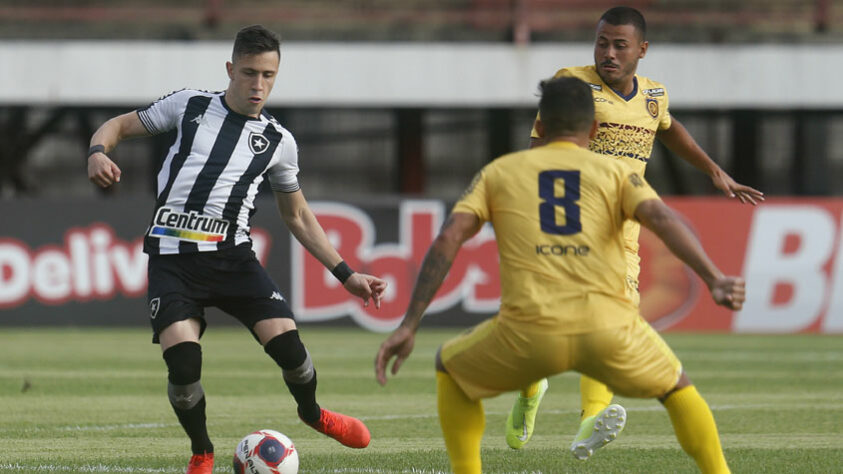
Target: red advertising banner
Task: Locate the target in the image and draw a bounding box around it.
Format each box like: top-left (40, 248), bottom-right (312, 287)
top-left (290, 198), bottom-right (843, 334)
top-left (1, 197), bottom-right (841, 333)
top-left (639, 198), bottom-right (843, 334)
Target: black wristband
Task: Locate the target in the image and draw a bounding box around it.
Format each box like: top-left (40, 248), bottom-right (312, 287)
top-left (331, 261), bottom-right (354, 284)
top-left (87, 145), bottom-right (105, 158)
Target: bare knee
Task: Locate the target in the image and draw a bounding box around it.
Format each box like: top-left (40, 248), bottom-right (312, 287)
top-left (253, 317), bottom-right (297, 345)
top-left (159, 318), bottom-right (202, 352)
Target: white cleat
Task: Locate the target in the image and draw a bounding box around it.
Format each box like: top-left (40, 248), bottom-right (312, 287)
top-left (570, 404), bottom-right (627, 461)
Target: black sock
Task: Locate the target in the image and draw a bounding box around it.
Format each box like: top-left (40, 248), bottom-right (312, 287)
top-left (264, 330), bottom-right (321, 423)
top-left (163, 342), bottom-right (214, 455)
top-left (175, 396), bottom-right (214, 455)
top-left (292, 375), bottom-right (321, 423)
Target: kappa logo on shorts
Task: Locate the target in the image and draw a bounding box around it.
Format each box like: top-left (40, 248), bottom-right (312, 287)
top-left (149, 297), bottom-right (161, 319)
top-left (248, 132), bottom-right (270, 154)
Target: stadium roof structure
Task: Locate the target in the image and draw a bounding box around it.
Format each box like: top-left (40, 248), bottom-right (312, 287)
top-left (2, 40), bottom-right (841, 109)
top-left (0, 0), bottom-right (839, 43)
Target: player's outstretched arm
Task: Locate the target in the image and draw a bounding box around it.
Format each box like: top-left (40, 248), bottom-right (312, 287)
top-left (87, 111), bottom-right (150, 188)
top-left (275, 190), bottom-right (386, 308)
top-left (375, 212), bottom-right (482, 386)
top-left (657, 116), bottom-right (764, 205)
top-left (635, 199), bottom-right (745, 310)
top-left (344, 272), bottom-right (388, 309)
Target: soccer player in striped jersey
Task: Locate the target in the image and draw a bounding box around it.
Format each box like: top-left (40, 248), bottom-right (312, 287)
top-left (508, 7), bottom-right (764, 459)
top-left (87, 25), bottom-right (386, 474)
top-left (375, 76), bottom-right (738, 474)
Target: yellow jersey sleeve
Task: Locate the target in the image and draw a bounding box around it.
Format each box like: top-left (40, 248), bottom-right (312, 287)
top-left (452, 167), bottom-right (491, 222)
top-left (658, 88), bottom-right (672, 131)
top-left (620, 171), bottom-right (661, 221)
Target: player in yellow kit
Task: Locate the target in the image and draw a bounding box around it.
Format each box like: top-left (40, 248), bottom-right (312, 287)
top-left (509, 6), bottom-right (764, 458)
top-left (375, 76), bottom-right (740, 474)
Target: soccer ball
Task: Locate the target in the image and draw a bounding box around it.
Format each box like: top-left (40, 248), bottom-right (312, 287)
top-left (232, 429), bottom-right (299, 474)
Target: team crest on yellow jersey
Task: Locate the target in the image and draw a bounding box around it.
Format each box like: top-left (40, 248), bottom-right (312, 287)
top-left (646, 98), bottom-right (659, 118)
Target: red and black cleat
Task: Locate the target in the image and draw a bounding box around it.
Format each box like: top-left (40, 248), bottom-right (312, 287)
top-left (301, 408), bottom-right (371, 448)
top-left (186, 452), bottom-right (214, 474)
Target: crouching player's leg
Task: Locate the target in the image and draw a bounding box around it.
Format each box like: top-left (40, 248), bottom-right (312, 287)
top-left (436, 350), bottom-right (485, 474)
top-left (578, 317), bottom-right (730, 473)
top-left (435, 319), bottom-right (503, 474)
top-left (439, 317), bottom-right (567, 472)
top-left (662, 373), bottom-right (729, 474)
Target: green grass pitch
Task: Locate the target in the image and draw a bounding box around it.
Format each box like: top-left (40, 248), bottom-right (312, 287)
top-left (0, 327), bottom-right (840, 473)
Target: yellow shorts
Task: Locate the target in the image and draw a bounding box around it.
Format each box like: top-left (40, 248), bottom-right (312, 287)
top-left (440, 315), bottom-right (681, 401)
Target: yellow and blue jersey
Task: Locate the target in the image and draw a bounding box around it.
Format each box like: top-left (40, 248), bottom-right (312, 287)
top-left (452, 141), bottom-right (660, 333)
top-left (531, 65), bottom-right (672, 282)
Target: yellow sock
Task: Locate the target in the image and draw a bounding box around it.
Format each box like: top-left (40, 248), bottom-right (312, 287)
top-left (580, 375), bottom-right (613, 420)
top-left (520, 381), bottom-right (541, 398)
top-left (437, 371), bottom-right (484, 474)
top-left (664, 385), bottom-right (730, 474)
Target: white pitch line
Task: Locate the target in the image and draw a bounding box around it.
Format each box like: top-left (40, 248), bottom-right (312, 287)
top-left (679, 352), bottom-right (843, 362)
top-left (307, 470), bottom-right (449, 474)
top-left (0, 463), bottom-right (180, 473)
top-left (0, 464), bottom-right (453, 474)
top-left (33, 401), bottom-right (835, 430)
top-left (56, 423), bottom-right (171, 432)
top-left (6, 401), bottom-right (837, 436)
top-left (358, 402), bottom-right (840, 421)
top-left (0, 422), bottom-right (175, 436)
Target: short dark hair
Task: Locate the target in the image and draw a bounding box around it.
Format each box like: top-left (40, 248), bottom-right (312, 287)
top-left (599, 6), bottom-right (646, 40)
top-left (232, 25), bottom-right (280, 60)
top-left (538, 77), bottom-right (595, 137)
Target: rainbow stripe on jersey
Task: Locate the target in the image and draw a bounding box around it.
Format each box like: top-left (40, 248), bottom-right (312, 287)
top-left (149, 226), bottom-right (224, 242)
top-left (149, 207), bottom-right (229, 243)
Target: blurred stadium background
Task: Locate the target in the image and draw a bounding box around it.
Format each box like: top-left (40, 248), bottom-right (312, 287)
top-left (2, 0), bottom-right (841, 334)
top-left (1, 1), bottom-right (842, 473)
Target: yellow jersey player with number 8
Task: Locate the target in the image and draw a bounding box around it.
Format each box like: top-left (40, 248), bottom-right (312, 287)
top-left (375, 76), bottom-right (740, 474)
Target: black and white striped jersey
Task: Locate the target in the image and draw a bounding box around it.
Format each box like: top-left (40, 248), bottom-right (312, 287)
top-left (136, 89), bottom-right (299, 255)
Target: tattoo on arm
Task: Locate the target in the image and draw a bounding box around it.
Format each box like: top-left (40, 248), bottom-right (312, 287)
top-left (415, 248), bottom-right (452, 305)
top-left (401, 245), bottom-right (454, 329)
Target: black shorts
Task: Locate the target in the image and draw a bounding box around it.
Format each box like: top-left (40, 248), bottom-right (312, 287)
top-left (146, 243), bottom-right (294, 343)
